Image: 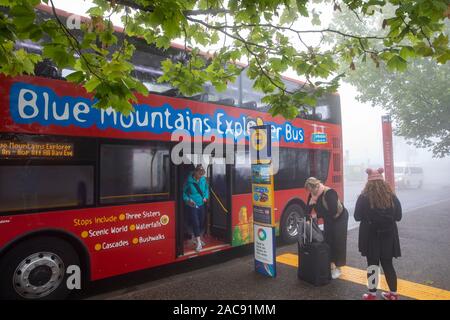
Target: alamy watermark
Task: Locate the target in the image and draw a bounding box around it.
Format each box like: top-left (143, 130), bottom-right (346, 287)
top-left (66, 14), bottom-right (82, 30)
top-left (367, 265), bottom-right (380, 291)
top-left (66, 265), bottom-right (81, 290)
top-left (170, 129), bottom-right (280, 172)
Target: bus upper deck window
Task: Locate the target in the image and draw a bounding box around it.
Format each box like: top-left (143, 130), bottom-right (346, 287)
top-left (143, 82), bottom-right (173, 94)
top-left (62, 69), bottom-right (76, 78)
top-left (204, 78), bottom-right (240, 107)
top-left (242, 101), bottom-right (258, 109)
top-left (315, 105), bottom-right (331, 121)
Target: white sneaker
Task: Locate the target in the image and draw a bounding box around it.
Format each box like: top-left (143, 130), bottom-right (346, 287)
top-left (192, 238), bottom-right (205, 247)
top-left (331, 267), bottom-right (342, 279)
top-left (195, 242), bottom-right (203, 252)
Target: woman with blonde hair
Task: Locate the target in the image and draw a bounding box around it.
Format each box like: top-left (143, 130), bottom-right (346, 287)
top-left (183, 164), bottom-right (209, 252)
top-left (305, 177), bottom-right (349, 279)
top-left (355, 168), bottom-right (402, 300)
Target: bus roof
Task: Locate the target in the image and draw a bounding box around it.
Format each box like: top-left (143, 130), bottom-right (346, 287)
top-left (35, 3), bottom-right (338, 94)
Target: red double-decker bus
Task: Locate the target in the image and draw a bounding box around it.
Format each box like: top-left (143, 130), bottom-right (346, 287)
top-left (0, 5), bottom-right (343, 299)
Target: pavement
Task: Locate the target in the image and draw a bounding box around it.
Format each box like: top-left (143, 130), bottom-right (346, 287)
top-left (84, 190), bottom-right (450, 300)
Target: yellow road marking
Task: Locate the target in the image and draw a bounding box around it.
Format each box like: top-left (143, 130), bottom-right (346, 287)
top-left (276, 253), bottom-right (450, 300)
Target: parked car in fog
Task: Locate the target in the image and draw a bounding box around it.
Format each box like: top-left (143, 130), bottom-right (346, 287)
top-left (395, 163), bottom-right (424, 189)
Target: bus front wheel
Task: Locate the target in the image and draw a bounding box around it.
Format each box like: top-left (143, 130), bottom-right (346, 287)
top-left (0, 236), bottom-right (80, 300)
top-left (280, 204), bottom-right (305, 243)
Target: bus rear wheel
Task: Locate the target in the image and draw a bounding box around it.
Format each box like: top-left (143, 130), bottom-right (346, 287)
top-left (280, 204), bottom-right (305, 243)
top-left (0, 236), bottom-right (79, 300)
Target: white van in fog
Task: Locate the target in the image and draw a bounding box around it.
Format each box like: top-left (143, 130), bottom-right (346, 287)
top-left (394, 163), bottom-right (424, 189)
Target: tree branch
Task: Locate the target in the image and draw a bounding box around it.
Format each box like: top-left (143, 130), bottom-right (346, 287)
top-left (109, 0), bottom-right (229, 16)
top-left (216, 22), bottom-right (387, 40)
top-left (49, 0), bottom-right (105, 81)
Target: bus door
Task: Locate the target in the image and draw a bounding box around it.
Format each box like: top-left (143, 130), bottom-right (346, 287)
top-left (175, 154), bottom-right (231, 257)
top-left (208, 157), bottom-right (231, 242)
top-left (175, 161), bottom-right (195, 257)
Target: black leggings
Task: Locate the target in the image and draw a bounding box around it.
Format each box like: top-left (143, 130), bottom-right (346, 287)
top-left (366, 257), bottom-right (397, 292)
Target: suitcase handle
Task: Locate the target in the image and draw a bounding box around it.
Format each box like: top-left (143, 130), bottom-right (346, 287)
top-left (302, 216), bottom-right (313, 245)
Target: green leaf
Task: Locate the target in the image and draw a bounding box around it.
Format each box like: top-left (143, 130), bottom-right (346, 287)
top-left (155, 36), bottom-right (171, 49)
top-left (304, 95), bottom-right (317, 107)
top-left (387, 55), bottom-right (407, 72)
top-left (399, 46), bottom-right (416, 60)
top-left (436, 51), bottom-right (450, 64)
top-left (66, 71), bottom-right (85, 83)
top-left (87, 6), bottom-right (105, 17)
top-left (100, 30), bottom-right (117, 46)
top-left (296, 0), bottom-right (309, 17)
top-left (42, 44), bottom-right (75, 68)
top-left (10, 5), bottom-right (35, 28)
top-left (414, 43), bottom-right (434, 57)
top-left (84, 77), bottom-right (102, 93)
top-left (311, 11), bottom-right (321, 26)
top-left (433, 34), bottom-right (448, 48)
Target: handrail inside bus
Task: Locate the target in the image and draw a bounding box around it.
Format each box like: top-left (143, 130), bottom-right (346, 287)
top-left (209, 187), bottom-right (229, 214)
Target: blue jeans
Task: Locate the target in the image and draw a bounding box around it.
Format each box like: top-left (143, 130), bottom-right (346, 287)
top-left (188, 205), bottom-right (205, 237)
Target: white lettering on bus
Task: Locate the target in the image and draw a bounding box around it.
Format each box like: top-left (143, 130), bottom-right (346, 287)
top-left (126, 213), bottom-right (142, 220)
top-left (102, 240), bottom-right (129, 250)
top-left (18, 89), bottom-right (39, 119)
top-left (143, 211), bottom-right (161, 218)
top-left (138, 234), bottom-right (165, 243)
top-left (135, 222), bottom-right (162, 230)
top-left (111, 225), bottom-right (128, 233)
top-left (89, 229), bottom-right (109, 237)
top-left (73, 102), bottom-right (89, 123)
top-left (164, 109), bottom-right (173, 129)
top-left (101, 107), bottom-right (117, 125)
top-left (11, 84), bottom-right (306, 147)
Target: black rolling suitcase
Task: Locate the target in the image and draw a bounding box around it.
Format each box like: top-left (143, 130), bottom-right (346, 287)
top-left (297, 217), bottom-right (331, 286)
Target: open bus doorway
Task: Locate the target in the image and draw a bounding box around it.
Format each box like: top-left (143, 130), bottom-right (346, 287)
top-left (176, 154), bottom-right (231, 257)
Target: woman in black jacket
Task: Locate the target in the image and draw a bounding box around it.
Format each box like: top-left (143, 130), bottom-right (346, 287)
top-left (355, 168), bottom-right (402, 300)
top-left (305, 177), bottom-right (349, 279)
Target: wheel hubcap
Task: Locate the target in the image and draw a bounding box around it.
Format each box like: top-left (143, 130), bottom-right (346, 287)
top-left (286, 212), bottom-right (301, 237)
top-left (13, 252), bottom-right (65, 299)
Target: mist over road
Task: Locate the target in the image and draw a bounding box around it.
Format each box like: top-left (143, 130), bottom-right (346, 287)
top-left (344, 180), bottom-right (450, 230)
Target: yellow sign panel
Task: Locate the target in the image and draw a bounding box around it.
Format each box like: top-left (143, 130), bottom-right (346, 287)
top-left (0, 140), bottom-right (74, 158)
top-left (252, 183), bottom-right (274, 207)
top-left (250, 120), bottom-right (275, 227)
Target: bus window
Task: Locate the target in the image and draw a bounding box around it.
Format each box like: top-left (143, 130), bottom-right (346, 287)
top-left (100, 144), bottom-right (170, 204)
top-left (314, 104), bottom-right (331, 122)
top-left (62, 68), bottom-right (76, 78)
top-left (205, 80), bottom-right (240, 107)
top-left (241, 69), bottom-right (270, 110)
top-left (274, 147), bottom-right (310, 190)
top-left (143, 82), bottom-right (174, 94)
top-left (233, 150), bottom-right (252, 194)
top-left (310, 150), bottom-right (331, 183)
top-left (0, 165), bottom-right (94, 213)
